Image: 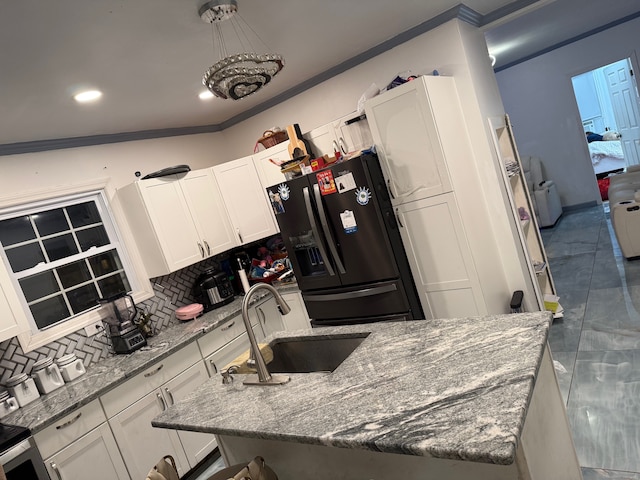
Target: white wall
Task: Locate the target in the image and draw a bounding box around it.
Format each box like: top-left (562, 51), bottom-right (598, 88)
top-left (495, 16), bottom-right (640, 207)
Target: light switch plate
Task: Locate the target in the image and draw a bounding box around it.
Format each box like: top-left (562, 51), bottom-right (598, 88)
top-left (84, 320), bottom-right (104, 337)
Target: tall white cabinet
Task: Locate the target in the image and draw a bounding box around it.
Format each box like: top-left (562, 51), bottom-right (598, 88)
top-left (366, 76), bottom-right (553, 316)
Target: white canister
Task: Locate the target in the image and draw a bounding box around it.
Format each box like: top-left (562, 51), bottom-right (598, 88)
top-left (0, 390), bottom-right (19, 419)
top-left (32, 357), bottom-right (65, 395)
top-left (5, 373), bottom-right (40, 407)
top-left (57, 353), bottom-right (86, 382)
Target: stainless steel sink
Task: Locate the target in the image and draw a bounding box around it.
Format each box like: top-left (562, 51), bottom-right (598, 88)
top-left (266, 334), bottom-right (369, 373)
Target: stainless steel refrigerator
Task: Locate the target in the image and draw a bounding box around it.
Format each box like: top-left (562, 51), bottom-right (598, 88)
top-left (267, 151), bottom-right (423, 326)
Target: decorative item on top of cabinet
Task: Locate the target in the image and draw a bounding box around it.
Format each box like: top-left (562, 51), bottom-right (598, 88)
top-left (118, 169), bottom-right (236, 277)
top-left (489, 114), bottom-right (558, 315)
top-left (213, 155), bottom-right (279, 245)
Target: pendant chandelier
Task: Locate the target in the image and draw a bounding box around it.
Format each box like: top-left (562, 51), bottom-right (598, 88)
top-left (199, 0), bottom-right (285, 100)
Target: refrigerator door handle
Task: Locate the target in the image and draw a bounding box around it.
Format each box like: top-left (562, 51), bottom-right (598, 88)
top-left (313, 183), bottom-right (347, 274)
top-left (305, 283), bottom-right (398, 302)
top-left (303, 186), bottom-right (336, 276)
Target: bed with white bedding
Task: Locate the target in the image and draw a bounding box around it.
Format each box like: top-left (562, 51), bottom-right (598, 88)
top-left (589, 140), bottom-right (625, 175)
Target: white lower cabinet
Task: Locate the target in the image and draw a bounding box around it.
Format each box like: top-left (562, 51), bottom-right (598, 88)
top-left (280, 292), bottom-right (311, 331)
top-left (34, 400), bottom-right (129, 480)
top-left (252, 297), bottom-right (285, 337)
top-left (100, 342), bottom-right (208, 480)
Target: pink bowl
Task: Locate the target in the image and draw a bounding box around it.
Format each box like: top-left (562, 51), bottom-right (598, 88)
top-left (175, 303), bottom-right (204, 321)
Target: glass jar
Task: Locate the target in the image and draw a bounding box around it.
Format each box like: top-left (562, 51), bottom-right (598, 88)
top-left (32, 357), bottom-right (65, 394)
top-left (57, 353), bottom-right (86, 382)
top-left (0, 390), bottom-right (19, 419)
top-left (4, 373), bottom-right (40, 407)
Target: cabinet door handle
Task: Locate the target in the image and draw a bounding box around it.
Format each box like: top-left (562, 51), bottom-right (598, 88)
top-left (220, 321), bottom-right (235, 331)
top-left (210, 359), bottom-right (218, 374)
top-left (257, 307), bottom-right (266, 325)
top-left (55, 412), bottom-right (82, 430)
top-left (395, 208), bottom-right (404, 228)
top-left (204, 240), bottom-right (211, 256)
top-left (236, 229), bottom-right (243, 244)
top-left (51, 462), bottom-right (63, 480)
top-left (144, 364), bottom-right (164, 377)
top-left (338, 137), bottom-right (348, 155)
top-left (198, 242), bottom-right (205, 258)
top-left (164, 387), bottom-right (175, 406)
top-left (387, 179), bottom-right (396, 199)
top-left (157, 392), bottom-right (167, 411)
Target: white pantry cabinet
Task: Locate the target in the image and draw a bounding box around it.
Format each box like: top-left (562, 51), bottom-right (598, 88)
top-left (213, 156), bottom-right (278, 245)
top-left (101, 343), bottom-right (206, 479)
top-left (35, 400), bottom-right (129, 480)
top-left (118, 169), bottom-right (236, 277)
top-left (365, 78), bottom-right (453, 204)
top-left (366, 76), bottom-right (545, 316)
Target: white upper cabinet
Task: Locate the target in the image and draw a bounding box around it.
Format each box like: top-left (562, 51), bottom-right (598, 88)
top-left (304, 124), bottom-right (340, 158)
top-left (253, 141), bottom-right (290, 190)
top-left (213, 155), bottom-right (278, 245)
top-left (0, 252), bottom-right (31, 342)
top-left (332, 112), bottom-right (373, 156)
top-left (365, 78), bottom-right (453, 204)
top-left (118, 170), bottom-right (236, 278)
top-left (180, 170), bottom-right (237, 257)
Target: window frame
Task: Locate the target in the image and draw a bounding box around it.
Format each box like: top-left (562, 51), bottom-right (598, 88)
top-left (0, 178), bottom-right (152, 352)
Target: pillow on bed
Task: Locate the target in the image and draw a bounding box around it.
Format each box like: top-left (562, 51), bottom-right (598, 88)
top-left (603, 131), bottom-right (622, 141)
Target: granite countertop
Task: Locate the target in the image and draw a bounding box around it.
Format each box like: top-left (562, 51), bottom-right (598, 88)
top-left (152, 312), bottom-right (553, 465)
top-left (1, 282), bottom-right (301, 434)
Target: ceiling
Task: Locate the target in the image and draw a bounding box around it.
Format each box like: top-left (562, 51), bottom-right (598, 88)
top-left (1, 0), bottom-right (639, 153)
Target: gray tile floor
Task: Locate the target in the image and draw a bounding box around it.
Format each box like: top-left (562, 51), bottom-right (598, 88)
top-left (543, 204), bottom-right (640, 480)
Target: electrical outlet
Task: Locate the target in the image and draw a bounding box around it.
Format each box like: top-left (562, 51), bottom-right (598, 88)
top-left (84, 320), bottom-right (104, 337)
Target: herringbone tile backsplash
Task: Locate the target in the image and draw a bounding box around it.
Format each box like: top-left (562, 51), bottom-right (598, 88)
top-left (0, 258), bottom-right (221, 384)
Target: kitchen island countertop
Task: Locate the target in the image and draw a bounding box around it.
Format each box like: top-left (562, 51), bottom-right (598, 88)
top-left (152, 312), bottom-right (555, 466)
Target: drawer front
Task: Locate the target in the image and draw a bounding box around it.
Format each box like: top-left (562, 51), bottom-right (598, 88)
top-left (34, 399), bottom-right (107, 459)
top-left (101, 342), bottom-right (201, 418)
top-left (198, 314), bottom-right (260, 358)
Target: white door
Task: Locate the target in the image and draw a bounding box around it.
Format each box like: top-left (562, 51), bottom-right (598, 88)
top-left (181, 170), bottom-right (237, 257)
top-left (365, 77), bottom-right (452, 205)
top-left (604, 59), bottom-right (640, 166)
top-left (45, 424), bottom-right (129, 480)
top-left (138, 177), bottom-right (204, 271)
top-left (109, 389), bottom-right (190, 479)
top-left (213, 156), bottom-right (278, 245)
top-left (395, 193), bottom-right (484, 319)
top-left (164, 361), bottom-right (217, 468)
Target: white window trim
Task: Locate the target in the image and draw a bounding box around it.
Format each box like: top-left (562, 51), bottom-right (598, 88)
top-left (0, 178), bottom-right (153, 352)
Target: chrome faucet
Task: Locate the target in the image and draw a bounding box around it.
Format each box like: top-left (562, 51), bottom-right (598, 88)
top-left (241, 283), bottom-right (291, 386)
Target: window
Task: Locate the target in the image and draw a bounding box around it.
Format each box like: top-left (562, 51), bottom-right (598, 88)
top-left (0, 192), bottom-right (132, 332)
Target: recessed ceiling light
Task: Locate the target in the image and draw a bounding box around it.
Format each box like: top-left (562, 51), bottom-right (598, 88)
top-left (74, 90), bottom-right (102, 103)
top-left (199, 90), bottom-right (214, 100)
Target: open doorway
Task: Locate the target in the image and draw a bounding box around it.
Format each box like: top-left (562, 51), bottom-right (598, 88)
top-left (571, 57), bottom-right (640, 200)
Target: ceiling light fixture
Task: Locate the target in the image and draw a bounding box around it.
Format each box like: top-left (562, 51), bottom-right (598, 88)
top-left (489, 54), bottom-right (497, 67)
top-left (74, 90), bottom-right (102, 103)
top-left (199, 0), bottom-right (284, 100)
top-left (198, 90), bottom-right (215, 100)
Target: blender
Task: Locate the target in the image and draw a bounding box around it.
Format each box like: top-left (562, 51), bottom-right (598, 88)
top-left (100, 293), bottom-right (147, 354)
